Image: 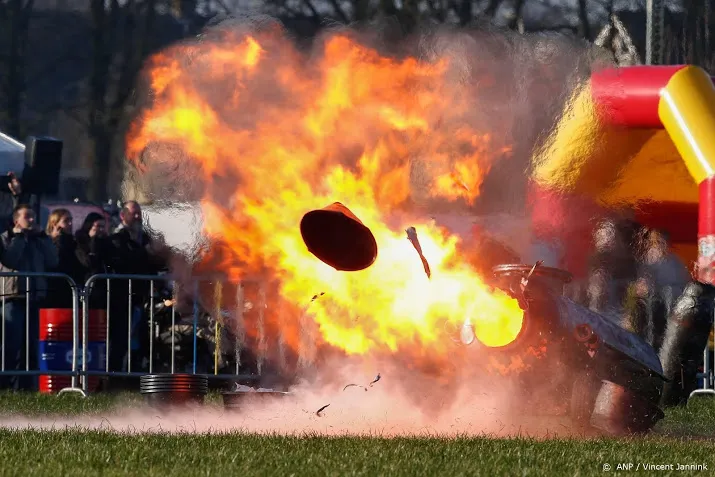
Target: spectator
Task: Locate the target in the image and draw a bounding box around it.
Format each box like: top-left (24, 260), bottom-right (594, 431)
top-left (44, 209), bottom-right (84, 309)
top-left (111, 201), bottom-right (169, 272)
top-left (0, 204), bottom-right (58, 391)
top-left (0, 173), bottom-right (30, 232)
top-left (586, 218), bottom-right (640, 315)
top-left (631, 228), bottom-right (691, 351)
top-left (75, 212), bottom-right (114, 309)
top-left (637, 229), bottom-right (691, 301)
top-left (107, 201), bottom-right (166, 381)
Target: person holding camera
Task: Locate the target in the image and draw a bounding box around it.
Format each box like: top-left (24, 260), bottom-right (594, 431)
top-left (75, 212), bottom-right (114, 309)
top-left (43, 208), bottom-right (85, 309)
top-left (0, 204), bottom-right (59, 390)
top-left (0, 172), bottom-right (29, 233)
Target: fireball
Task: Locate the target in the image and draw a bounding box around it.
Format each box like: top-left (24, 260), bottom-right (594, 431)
top-left (127, 24), bottom-right (524, 369)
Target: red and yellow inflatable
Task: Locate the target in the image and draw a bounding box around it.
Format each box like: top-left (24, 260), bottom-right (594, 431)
top-left (530, 65), bottom-right (715, 283)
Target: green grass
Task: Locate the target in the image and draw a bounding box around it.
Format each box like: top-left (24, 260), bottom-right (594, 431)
top-left (655, 396), bottom-right (715, 438)
top-left (0, 392), bottom-right (714, 476)
top-left (1, 431), bottom-right (714, 477)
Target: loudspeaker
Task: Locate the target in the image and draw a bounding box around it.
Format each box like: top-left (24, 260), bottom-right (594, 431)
top-left (24, 136), bottom-right (63, 196)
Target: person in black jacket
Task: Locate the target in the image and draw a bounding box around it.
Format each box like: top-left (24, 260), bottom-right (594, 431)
top-left (110, 201), bottom-right (166, 275)
top-left (75, 212), bottom-right (114, 309)
top-left (44, 209), bottom-right (84, 309)
top-left (0, 172), bottom-right (29, 233)
top-left (0, 204), bottom-right (59, 390)
top-left (107, 201), bottom-right (168, 380)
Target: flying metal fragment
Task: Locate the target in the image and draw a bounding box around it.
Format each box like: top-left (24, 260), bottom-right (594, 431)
top-left (453, 174), bottom-right (470, 193)
top-left (405, 227), bottom-right (431, 279)
top-left (311, 292), bottom-right (326, 302)
top-left (520, 260), bottom-right (544, 294)
top-left (369, 374), bottom-right (381, 387)
top-left (300, 202), bottom-right (378, 271)
top-left (316, 404), bottom-right (330, 417)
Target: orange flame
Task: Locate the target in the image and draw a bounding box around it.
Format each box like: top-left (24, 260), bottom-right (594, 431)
top-left (127, 28), bottom-right (522, 366)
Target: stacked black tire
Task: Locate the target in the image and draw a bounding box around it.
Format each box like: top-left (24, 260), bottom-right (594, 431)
top-left (140, 374), bottom-right (208, 409)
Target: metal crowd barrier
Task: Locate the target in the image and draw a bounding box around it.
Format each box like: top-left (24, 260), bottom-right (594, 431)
top-left (3, 270), bottom-right (715, 400)
top-left (0, 271), bottom-right (82, 395)
top-left (80, 273), bottom-right (264, 393)
top-left (0, 271), bottom-right (267, 395)
top-left (689, 311), bottom-right (715, 402)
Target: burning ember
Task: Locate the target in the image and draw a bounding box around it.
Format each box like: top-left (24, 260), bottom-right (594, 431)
top-left (127, 23), bottom-right (522, 367)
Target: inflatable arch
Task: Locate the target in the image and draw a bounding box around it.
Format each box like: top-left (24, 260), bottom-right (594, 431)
top-left (531, 65), bottom-right (715, 283)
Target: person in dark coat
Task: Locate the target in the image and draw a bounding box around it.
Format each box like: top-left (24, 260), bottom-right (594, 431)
top-left (44, 209), bottom-right (84, 309)
top-left (0, 204), bottom-right (58, 390)
top-left (75, 212), bottom-right (114, 309)
top-left (107, 201), bottom-right (168, 379)
top-left (0, 172), bottom-right (29, 233)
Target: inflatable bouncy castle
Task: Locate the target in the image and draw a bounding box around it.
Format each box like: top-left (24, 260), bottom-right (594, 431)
top-left (526, 65), bottom-right (715, 408)
top-left (530, 65), bottom-right (715, 283)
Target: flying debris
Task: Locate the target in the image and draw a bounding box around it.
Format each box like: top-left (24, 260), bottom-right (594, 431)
top-left (369, 374), bottom-right (381, 387)
top-left (520, 260), bottom-right (544, 294)
top-left (453, 173), bottom-right (470, 193)
top-left (460, 318), bottom-right (476, 345)
top-left (405, 227), bottom-right (431, 279)
top-left (343, 383), bottom-right (367, 391)
top-left (316, 404), bottom-right (330, 417)
top-left (298, 292), bottom-right (326, 321)
top-left (300, 202), bottom-right (378, 271)
top-left (311, 292), bottom-right (326, 302)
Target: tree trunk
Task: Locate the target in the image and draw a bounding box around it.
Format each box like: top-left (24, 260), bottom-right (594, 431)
top-left (90, 129), bottom-right (113, 201)
top-left (353, 0), bottom-right (370, 22)
top-left (505, 0), bottom-right (525, 31)
top-left (577, 0), bottom-right (592, 41)
top-left (456, 0), bottom-right (472, 26)
top-left (88, 0), bottom-right (112, 201)
top-left (1, 0), bottom-right (34, 138)
top-left (88, 0), bottom-right (157, 201)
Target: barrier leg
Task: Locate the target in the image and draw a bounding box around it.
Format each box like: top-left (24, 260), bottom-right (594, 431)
top-left (57, 289), bottom-right (87, 398)
top-left (688, 305), bottom-right (715, 404)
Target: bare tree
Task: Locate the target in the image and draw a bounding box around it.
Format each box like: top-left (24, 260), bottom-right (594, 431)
top-left (577, 0), bottom-right (592, 41)
top-left (0, 0), bottom-right (35, 138)
top-left (681, 0), bottom-right (713, 68)
top-left (87, 0), bottom-right (158, 201)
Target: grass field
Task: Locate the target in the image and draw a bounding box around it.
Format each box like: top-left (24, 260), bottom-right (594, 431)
top-left (1, 392), bottom-right (714, 476)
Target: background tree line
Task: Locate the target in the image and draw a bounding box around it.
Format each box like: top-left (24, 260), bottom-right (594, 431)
top-left (0, 0), bottom-right (712, 202)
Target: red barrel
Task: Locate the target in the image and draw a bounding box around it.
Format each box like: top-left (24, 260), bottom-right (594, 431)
top-left (39, 308), bottom-right (107, 341)
top-left (39, 308), bottom-right (107, 394)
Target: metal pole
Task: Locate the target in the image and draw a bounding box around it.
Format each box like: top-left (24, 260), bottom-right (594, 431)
top-left (646, 0), bottom-right (665, 65)
top-left (171, 283), bottom-right (176, 374)
top-left (106, 280), bottom-right (110, 373)
top-left (235, 283), bottom-right (244, 375)
top-left (25, 277), bottom-right (29, 372)
top-left (192, 281), bottom-right (198, 374)
top-left (127, 279), bottom-right (132, 373)
top-left (214, 281), bottom-right (222, 376)
top-left (710, 302), bottom-right (715, 388)
top-left (149, 280), bottom-right (154, 374)
top-left (82, 279), bottom-right (89, 392)
top-left (2, 279), bottom-right (5, 372)
top-left (71, 282), bottom-right (78, 390)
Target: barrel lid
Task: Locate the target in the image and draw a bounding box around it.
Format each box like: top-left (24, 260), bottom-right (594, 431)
top-left (492, 263), bottom-right (573, 284)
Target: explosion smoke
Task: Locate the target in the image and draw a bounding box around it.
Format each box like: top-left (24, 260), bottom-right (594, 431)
top-left (0, 361), bottom-right (586, 438)
top-left (123, 15), bottom-right (620, 424)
